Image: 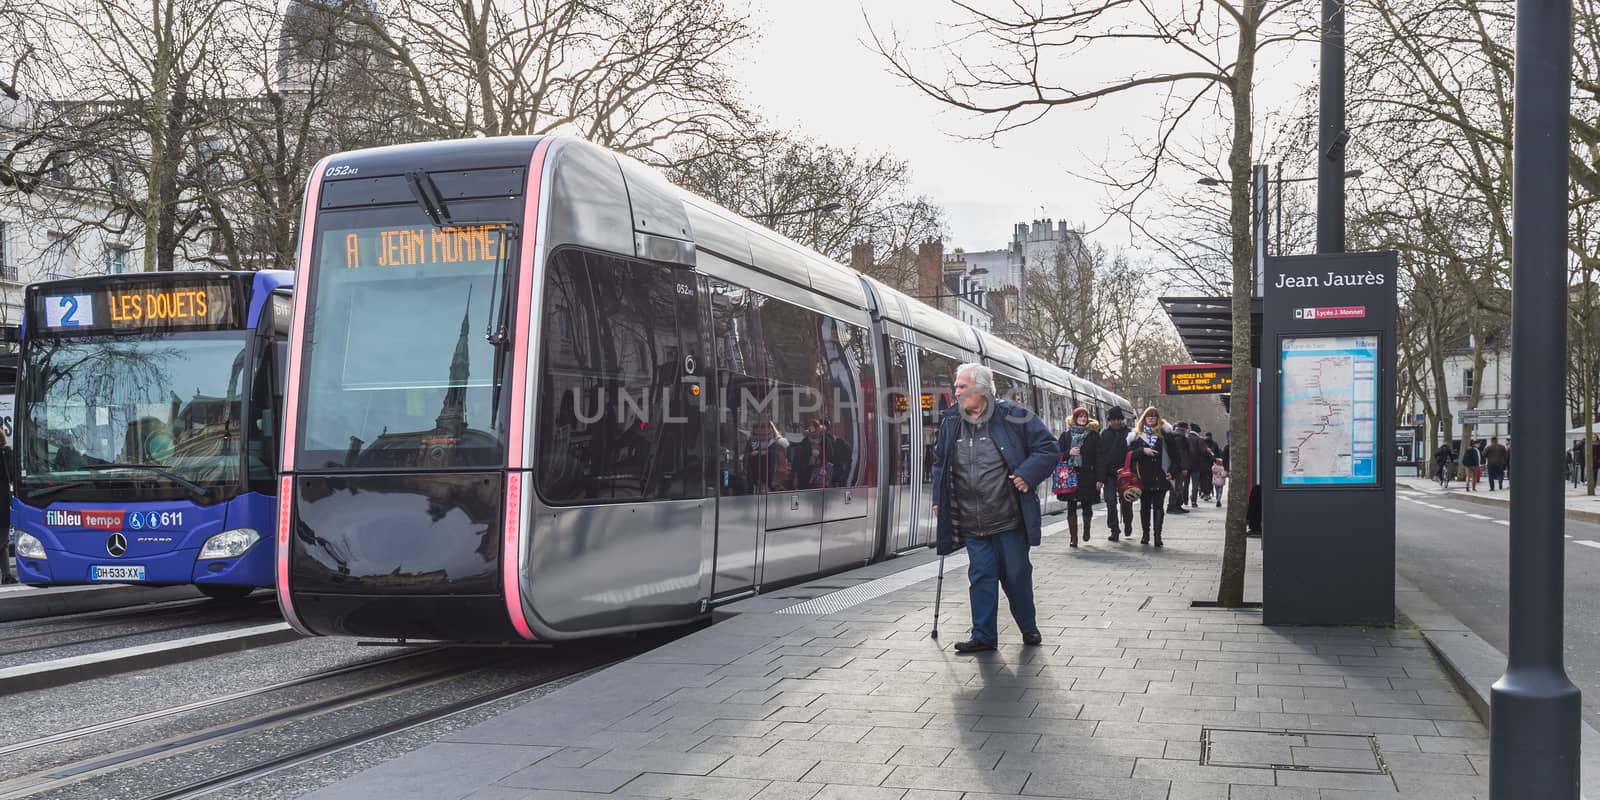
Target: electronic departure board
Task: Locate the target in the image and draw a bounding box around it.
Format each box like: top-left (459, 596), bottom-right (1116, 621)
top-left (332, 225), bottom-right (509, 271)
top-left (1161, 364), bottom-right (1233, 395)
top-left (34, 277), bottom-right (242, 334)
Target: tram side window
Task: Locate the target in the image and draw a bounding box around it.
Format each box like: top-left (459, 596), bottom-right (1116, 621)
top-left (994, 371), bottom-right (1030, 409)
top-left (760, 298), bottom-right (835, 490)
top-left (884, 341), bottom-right (912, 487)
top-left (709, 280), bottom-right (783, 497)
top-left (916, 348), bottom-right (960, 482)
top-left (821, 318), bottom-right (876, 489)
top-left (536, 250), bottom-right (697, 505)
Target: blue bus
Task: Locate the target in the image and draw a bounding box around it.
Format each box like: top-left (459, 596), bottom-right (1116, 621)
top-left (11, 271), bottom-right (293, 599)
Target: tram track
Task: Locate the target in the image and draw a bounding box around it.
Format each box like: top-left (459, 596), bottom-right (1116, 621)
top-left (0, 603), bottom-right (279, 661)
top-left (0, 637), bottom-right (651, 800)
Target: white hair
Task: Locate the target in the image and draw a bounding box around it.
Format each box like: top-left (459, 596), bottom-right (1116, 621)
top-left (956, 363), bottom-right (994, 396)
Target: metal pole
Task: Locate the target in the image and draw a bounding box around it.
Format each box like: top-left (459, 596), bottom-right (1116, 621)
top-left (1491, 0), bottom-right (1580, 796)
top-left (1253, 165), bottom-right (1267, 296)
top-left (1317, 0), bottom-right (1346, 254)
top-left (1275, 162), bottom-right (1283, 256)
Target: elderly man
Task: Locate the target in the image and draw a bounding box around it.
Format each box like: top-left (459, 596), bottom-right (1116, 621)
top-left (930, 363), bottom-right (1060, 653)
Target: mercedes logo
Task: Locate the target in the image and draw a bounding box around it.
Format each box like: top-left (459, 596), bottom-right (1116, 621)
top-left (106, 533), bottom-right (127, 558)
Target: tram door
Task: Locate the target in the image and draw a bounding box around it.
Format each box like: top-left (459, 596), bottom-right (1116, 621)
top-left (884, 339), bottom-right (916, 551)
top-left (706, 278), bottom-right (763, 597)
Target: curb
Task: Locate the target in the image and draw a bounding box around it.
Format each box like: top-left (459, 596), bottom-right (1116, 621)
top-left (1396, 576), bottom-right (1599, 798)
top-left (0, 584), bottom-right (204, 622)
top-left (1397, 479), bottom-right (1600, 525)
top-left (0, 622), bottom-right (301, 694)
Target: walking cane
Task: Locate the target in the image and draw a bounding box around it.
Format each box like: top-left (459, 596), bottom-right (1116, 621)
top-left (930, 554), bottom-right (946, 639)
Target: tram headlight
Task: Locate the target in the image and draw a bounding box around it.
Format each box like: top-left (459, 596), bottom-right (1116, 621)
top-left (198, 528), bottom-right (260, 560)
top-left (14, 531), bottom-right (46, 560)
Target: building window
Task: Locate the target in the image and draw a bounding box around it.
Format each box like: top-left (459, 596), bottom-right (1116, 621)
top-left (105, 244), bottom-right (131, 274)
top-left (1463, 368), bottom-right (1474, 395)
top-left (0, 221), bottom-right (13, 282)
top-left (45, 232), bottom-right (70, 280)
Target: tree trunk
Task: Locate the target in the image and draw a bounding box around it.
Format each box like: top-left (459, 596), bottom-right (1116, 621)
top-left (143, 0), bottom-right (172, 273)
top-left (1217, 1), bottom-right (1261, 608)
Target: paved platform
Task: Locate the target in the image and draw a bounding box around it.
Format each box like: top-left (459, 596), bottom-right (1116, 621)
top-left (303, 505), bottom-right (1492, 800)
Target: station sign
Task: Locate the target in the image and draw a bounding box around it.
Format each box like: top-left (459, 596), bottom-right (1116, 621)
top-left (1458, 408), bottom-right (1509, 425)
top-left (1161, 364), bottom-right (1233, 395)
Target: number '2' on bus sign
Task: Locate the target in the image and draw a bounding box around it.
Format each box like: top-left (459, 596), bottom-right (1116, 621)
top-left (44, 295), bottom-right (94, 328)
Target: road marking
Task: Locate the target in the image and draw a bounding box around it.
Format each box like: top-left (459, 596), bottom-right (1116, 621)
top-left (1421, 503), bottom-right (1445, 509)
top-left (1575, 540), bottom-right (1600, 550)
top-left (1496, 520), bottom-right (1510, 527)
top-left (1466, 513), bottom-right (1493, 520)
top-left (1444, 509), bottom-right (1469, 515)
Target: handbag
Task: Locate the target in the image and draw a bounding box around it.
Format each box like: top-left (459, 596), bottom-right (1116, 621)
top-left (1117, 451), bottom-right (1142, 503)
top-left (1052, 459), bottom-right (1078, 494)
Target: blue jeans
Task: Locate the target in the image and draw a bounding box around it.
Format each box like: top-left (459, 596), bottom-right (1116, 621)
top-left (964, 528), bottom-right (1037, 645)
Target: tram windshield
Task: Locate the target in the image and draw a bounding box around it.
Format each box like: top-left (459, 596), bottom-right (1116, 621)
top-left (295, 215), bottom-right (514, 469)
top-left (19, 331), bottom-right (258, 499)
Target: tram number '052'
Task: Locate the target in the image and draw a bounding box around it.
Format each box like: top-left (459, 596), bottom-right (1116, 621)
top-left (127, 511), bottom-right (184, 530)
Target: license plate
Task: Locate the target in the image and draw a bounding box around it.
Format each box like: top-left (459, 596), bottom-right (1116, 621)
top-left (92, 565), bottom-right (146, 581)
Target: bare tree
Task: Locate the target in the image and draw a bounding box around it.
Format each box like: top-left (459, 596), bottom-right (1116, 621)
top-left (670, 128), bottom-right (946, 286)
top-left (307, 0), bottom-right (754, 163)
top-left (872, 0), bottom-right (1316, 606)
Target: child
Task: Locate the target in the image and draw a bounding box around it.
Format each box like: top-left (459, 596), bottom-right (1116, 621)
top-left (1211, 457), bottom-right (1227, 508)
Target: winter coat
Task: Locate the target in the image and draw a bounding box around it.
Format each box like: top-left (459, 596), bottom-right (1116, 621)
top-left (1185, 431), bottom-right (1210, 472)
top-left (930, 399), bottom-right (1059, 555)
top-left (1099, 423), bottom-right (1132, 483)
top-left (1055, 425), bottom-right (1101, 504)
top-left (1128, 423), bottom-right (1175, 491)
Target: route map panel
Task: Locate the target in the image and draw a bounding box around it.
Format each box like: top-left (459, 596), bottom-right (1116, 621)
top-left (1280, 334), bottom-right (1378, 486)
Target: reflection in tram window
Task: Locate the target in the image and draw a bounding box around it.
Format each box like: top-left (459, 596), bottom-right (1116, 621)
top-left (537, 250), bottom-right (699, 504)
top-left (884, 340), bottom-right (912, 487)
top-left (916, 348), bottom-right (960, 484)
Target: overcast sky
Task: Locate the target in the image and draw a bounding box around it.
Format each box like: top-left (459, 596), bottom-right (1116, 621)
top-left (733, 1), bottom-right (1322, 256)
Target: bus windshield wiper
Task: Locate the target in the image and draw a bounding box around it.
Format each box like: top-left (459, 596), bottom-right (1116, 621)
top-left (82, 463), bottom-right (207, 497)
top-left (24, 479), bottom-right (99, 501)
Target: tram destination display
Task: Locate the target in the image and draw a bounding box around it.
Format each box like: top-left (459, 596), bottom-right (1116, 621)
top-left (34, 276), bottom-right (241, 334)
top-left (1161, 364), bottom-right (1233, 395)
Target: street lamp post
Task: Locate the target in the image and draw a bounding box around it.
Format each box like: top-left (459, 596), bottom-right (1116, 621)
top-left (1491, 0), bottom-right (1581, 797)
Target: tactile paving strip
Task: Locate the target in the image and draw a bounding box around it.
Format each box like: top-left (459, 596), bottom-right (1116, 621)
top-left (775, 553), bottom-right (969, 615)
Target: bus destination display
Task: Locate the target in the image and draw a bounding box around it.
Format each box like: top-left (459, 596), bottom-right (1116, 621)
top-left (335, 225), bottom-right (507, 271)
top-left (37, 279), bottom-right (240, 334)
top-left (1162, 364), bottom-right (1232, 395)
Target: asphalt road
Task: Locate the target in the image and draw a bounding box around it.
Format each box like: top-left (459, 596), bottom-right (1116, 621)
top-left (1395, 486), bottom-right (1600, 727)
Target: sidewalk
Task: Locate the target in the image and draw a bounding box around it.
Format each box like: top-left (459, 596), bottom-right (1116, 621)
top-left (303, 506), bottom-right (1491, 800)
top-left (1397, 474), bottom-right (1600, 523)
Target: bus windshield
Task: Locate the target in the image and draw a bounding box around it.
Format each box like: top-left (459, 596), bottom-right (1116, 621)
top-left (295, 216), bottom-right (514, 469)
top-left (20, 331), bottom-right (254, 497)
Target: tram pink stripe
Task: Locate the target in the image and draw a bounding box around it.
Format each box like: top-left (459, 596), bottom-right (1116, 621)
top-left (508, 138), bottom-right (551, 470)
top-left (501, 139), bottom-right (552, 643)
top-left (275, 160), bottom-right (327, 636)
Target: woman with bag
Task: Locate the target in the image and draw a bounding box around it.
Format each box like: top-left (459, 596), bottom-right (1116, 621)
top-left (1054, 407), bottom-right (1102, 547)
top-left (1128, 406), bottom-right (1174, 547)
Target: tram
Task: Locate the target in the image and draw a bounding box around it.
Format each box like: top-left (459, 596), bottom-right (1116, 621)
top-left (12, 271), bottom-right (293, 599)
top-left (278, 137), bottom-right (1128, 641)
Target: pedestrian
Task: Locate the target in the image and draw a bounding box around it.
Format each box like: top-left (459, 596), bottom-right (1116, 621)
top-left (1573, 440), bottom-right (1585, 487)
top-left (1128, 406), bottom-right (1174, 547)
top-left (0, 430), bottom-right (11, 585)
top-left (1484, 436), bottom-right (1509, 491)
top-left (930, 362), bottom-right (1059, 653)
top-left (1098, 407), bottom-right (1134, 542)
top-left (1461, 439), bottom-right (1482, 492)
top-left (1166, 421), bottom-right (1190, 514)
top-left (1435, 442), bottom-right (1454, 488)
top-left (1203, 432), bottom-right (1221, 497)
top-left (1212, 457), bottom-right (1227, 508)
top-left (1186, 424), bottom-right (1210, 506)
top-left (1054, 407), bottom-right (1102, 548)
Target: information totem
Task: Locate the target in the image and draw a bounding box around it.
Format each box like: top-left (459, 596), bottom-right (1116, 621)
top-left (1262, 251), bottom-right (1398, 626)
